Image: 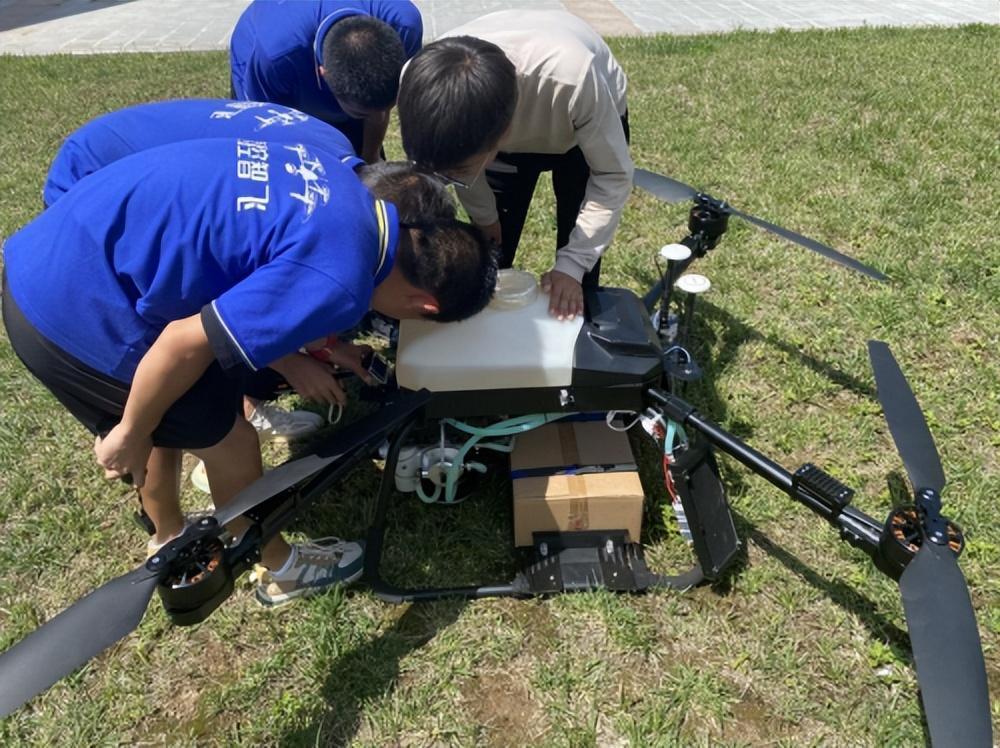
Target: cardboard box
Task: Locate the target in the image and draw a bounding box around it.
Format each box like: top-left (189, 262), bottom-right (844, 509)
top-left (511, 420), bottom-right (644, 547)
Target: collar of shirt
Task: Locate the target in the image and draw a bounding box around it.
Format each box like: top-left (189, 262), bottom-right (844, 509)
top-left (373, 199), bottom-right (399, 287)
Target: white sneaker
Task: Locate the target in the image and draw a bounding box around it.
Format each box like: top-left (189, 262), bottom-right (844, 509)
top-left (190, 459), bottom-right (211, 494)
top-left (252, 537), bottom-right (365, 607)
top-left (248, 402), bottom-right (324, 443)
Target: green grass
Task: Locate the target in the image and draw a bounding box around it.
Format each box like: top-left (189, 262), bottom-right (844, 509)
top-left (1, 24), bottom-right (999, 746)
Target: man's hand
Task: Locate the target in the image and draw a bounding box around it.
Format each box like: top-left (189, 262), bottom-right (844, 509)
top-left (270, 352), bottom-right (348, 407)
top-left (540, 269), bottom-right (584, 320)
top-left (95, 425), bottom-right (153, 487)
top-left (303, 339), bottom-right (374, 382)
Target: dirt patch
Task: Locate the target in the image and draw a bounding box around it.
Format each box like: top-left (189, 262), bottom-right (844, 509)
top-left (726, 690), bottom-right (782, 744)
top-left (461, 670), bottom-right (542, 747)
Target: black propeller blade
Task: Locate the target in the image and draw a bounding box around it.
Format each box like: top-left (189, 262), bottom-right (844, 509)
top-left (633, 168), bottom-right (888, 281)
top-left (868, 341), bottom-right (992, 747)
top-left (0, 565), bottom-right (159, 717)
top-left (899, 541), bottom-right (992, 747)
top-left (867, 341), bottom-right (945, 494)
top-left (214, 389), bottom-right (430, 526)
top-left (632, 168), bottom-right (698, 204)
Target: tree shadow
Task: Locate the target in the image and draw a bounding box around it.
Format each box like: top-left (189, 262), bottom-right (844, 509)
top-left (0, 0), bottom-right (139, 34)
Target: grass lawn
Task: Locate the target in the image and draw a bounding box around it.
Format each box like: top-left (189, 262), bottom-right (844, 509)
top-left (1, 24), bottom-right (998, 746)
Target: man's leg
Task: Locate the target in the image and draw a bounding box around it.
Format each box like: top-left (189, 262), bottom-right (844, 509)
top-left (487, 156), bottom-right (543, 268)
top-left (140, 447), bottom-right (184, 546)
top-left (551, 146), bottom-right (599, 287)
top-left (190, 417), bottom-right (292, 570)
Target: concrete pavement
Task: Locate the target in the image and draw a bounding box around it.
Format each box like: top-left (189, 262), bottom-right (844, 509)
top-left (0, 0), bottom-right (996, 56)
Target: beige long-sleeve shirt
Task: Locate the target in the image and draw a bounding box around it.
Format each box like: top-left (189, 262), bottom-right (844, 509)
top-left (441, 10), bottom-right (634, 282)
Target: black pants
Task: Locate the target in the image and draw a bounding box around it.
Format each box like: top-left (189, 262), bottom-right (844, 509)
top-left (486, 112), bottom-right (631, 288)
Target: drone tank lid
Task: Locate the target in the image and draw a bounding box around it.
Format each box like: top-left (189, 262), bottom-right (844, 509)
top-left (490, 269), bottom-right (538, 310)
top-left (659, 243), bottom-right (692, 261)
top-left (675, 273), bottom-right (711, 294)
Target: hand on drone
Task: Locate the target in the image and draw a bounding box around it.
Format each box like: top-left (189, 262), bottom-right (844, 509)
top-left (304, 338), bottom-right (374, 383)
top-left (94, 425), bottom-right (152, 487)
top-left (540, 269), bottom-right (584, 320)
top-left (270, 351), bottom-right (350, 407)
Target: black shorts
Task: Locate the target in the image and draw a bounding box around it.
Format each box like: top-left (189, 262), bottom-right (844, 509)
top-left (3, 275), bottom-right (250, 450)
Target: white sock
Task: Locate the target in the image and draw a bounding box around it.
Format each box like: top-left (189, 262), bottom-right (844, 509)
top-left (270, 545), bottom-right (297, 576)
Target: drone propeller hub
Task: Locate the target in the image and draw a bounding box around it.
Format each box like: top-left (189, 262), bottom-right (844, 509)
top-left (877, 505), bottom-right (964, 579)
top-left (688, 198), bottom-right (729, 245)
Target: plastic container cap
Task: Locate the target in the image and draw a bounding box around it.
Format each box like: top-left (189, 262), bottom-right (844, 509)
top-left (660, 243), bottom-right (692, 262)
top-left (675, 273), bottom-right (711, 294)
top-left (490, 269), bottom-right (538, 309)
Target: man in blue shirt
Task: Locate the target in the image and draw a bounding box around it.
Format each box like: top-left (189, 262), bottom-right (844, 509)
top-left (3, 138), bottom-right (496, 606)
top-left (230, 0), bottom-right (422, 163)
top-left (43, 98), bottom-right (368, 454)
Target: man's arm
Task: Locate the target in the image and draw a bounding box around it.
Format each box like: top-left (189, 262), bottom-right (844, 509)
top-left (94, 314), bottom-right (215, 486)
top-left (360, 109), bottom-right (392, 163)
top-left (554, 69), bottom-right (633, 283)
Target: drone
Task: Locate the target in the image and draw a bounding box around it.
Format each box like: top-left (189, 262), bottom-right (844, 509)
top-left (0, 169), bottom-right (991, 747)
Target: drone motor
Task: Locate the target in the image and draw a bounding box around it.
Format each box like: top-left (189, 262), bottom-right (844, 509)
top-left (877, 505), bottom-right (964, 579)
top-left (149, 519), bottom-right (234, 626)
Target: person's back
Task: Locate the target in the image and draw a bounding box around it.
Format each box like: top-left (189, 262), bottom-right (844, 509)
top-left (10, 138), bottom-right (387, 381)
top-left (43, 99), bottom-right (361, 207)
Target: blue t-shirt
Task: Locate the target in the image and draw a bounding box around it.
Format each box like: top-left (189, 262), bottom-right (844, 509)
top-left (5, 138), bottom-right (397, 382)
top-left (43, 98), bottom-right (361, 207)
top-left (229, 0), bottom-right (422, 125)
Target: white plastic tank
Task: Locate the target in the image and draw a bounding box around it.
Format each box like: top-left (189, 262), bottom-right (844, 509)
top-left (396, 271), bottom-right (584, 392)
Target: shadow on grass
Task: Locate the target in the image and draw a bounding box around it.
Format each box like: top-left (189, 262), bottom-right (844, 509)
top-left (0, 0), bottom-right (139, 33)
top-left (742, 516), bottom-right (911, 659)
top-left (281, 599), bottom-right (467, 747)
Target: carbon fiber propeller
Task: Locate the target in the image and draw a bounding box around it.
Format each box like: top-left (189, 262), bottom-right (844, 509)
top-left (868, 341), bottom-right (991, 747)
top-left (633, 167), bottom-right (888, 281)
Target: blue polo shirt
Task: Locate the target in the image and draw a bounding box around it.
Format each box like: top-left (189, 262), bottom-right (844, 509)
top-left (43, 98), bottom-right (361, 207)
top-left (229, 0), bottom-right (422, 125)
top-left (5, 138), bottom-right (397, 382)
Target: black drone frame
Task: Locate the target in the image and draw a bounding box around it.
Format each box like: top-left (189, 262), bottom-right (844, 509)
top-left (0, 170), bottom-right (991, 747)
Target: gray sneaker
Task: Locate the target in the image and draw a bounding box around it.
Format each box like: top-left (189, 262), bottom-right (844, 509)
top-left (252, 537), bottom-right (365, 607)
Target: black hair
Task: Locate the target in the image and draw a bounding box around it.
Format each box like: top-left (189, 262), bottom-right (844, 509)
top-left (321, 16), bottom-right (405, 111)
top-left (358, 161), bottom-right (456, 224)
top-left (396, 221), bottom-right (498, 323)
top-left (397, 36), bottom-right (517, 171)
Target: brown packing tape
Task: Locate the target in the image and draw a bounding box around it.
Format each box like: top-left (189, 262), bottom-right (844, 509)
top-left (569, 498), bottom-right (589, 530)
top-left (558, 422), bottom-right (580, 465)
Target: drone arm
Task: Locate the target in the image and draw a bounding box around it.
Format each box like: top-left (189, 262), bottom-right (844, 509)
top-left (647, 388), bottom-right (882, 557)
